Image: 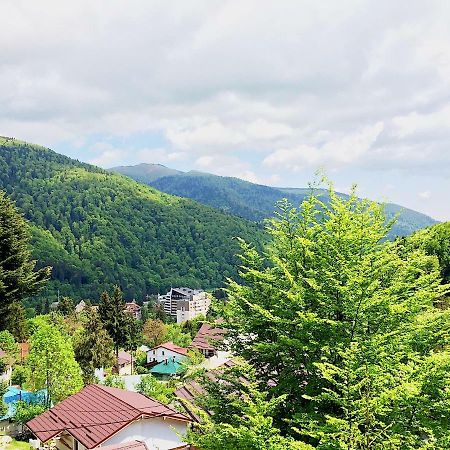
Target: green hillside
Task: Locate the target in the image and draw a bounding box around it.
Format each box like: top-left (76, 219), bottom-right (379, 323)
top-left (113, 164), bottom-right (437, 238)
top-left (0, 137), bottom-right (264, 303)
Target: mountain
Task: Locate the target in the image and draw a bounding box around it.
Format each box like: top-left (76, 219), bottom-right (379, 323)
top-left (111, 163), bottom-right (438, 238)
top-left (0, 137), bottom-right (264, 304)
top-left (110, 163), bottom-right (182, 183)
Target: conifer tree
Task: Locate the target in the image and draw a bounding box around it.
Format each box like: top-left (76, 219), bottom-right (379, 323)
top-left (6, 302), bottom-right (28, 342)
top-left (73, 307), bottom-right (114, 384)
top-left (0, 191), bottom-right (50, 329)
top-left (98, 286), bottom-right (128, 361)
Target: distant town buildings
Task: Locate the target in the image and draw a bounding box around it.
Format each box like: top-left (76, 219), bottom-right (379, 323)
top-left (158, 287), bottom-right (211, 323)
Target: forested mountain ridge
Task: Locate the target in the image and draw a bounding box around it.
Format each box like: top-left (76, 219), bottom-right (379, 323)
top-left (0, 137), bottom-right (264, 303)
top-left (111, 163), bottom-right (437, 238)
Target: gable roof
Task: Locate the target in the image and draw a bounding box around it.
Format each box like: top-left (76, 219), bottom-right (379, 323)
top-left (118, 351), bottom-right (132, 366)
top-left (191, 323), bottom-right (226, 352)
top-left (151, 342), bottom-right (188, 356)
top-left (26, 384), bottom-right (189, 449)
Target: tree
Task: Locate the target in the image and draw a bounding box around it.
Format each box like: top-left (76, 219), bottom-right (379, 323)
top-left (0, 381), bottom-right (8, 417)
top-left (7, 302), bottom-right (29, 342)
top-left (142, 319), bottom-right (167, 348)
top-left (27, 322), bottom-right (83, 405)
top-left (186, 364), bottom-right (311, 450)
top-left (13, 401), bottom-right (46, 431)
top-left (11, 364), bottom-right (30, 387)
top-left (163, 324), bottom-right (192, 348)
top-left (57, 297), bottom-right (75, 315)
top-left (0, 330), bottom-right (19, 366)
top-left (135, 374), bottom-right (174, 404)
top-left (0, 191), bottom-right (50, 329)
top-left (98, 286), bottom-right (128, 361)
top-left (73, 307), bottom-right (115, 384)
top-left (104, 375), bottom-right (125, 389)
top-left (223, 185), bottom-right (450, 448)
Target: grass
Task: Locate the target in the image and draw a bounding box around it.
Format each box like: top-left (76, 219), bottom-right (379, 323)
top-left (4, 439), bottom-right (30, 450)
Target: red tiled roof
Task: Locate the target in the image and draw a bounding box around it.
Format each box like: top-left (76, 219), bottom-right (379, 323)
top-left (152, 342), bottom-right (188, 356)
top-left (118, 351), bottom-right (132, 366)
top-left (100, 440), bottom-right (148, 450)
top-left (191, 323), bottom-right (226, 352)
top-left (26, 384), bottom-right (190, 448)
top-left (125, 302), bottom-right (141, 312)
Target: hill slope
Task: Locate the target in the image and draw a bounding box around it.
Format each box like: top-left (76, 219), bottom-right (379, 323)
top-left (111, 164), bottom-right (437, 238)
top-left (0, 137), bottom-right (264, 303)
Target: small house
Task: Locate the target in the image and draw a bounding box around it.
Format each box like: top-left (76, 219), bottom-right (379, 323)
top-left (27, 384), bottom-right (192, 450)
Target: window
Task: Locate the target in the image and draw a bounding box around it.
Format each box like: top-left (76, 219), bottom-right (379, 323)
top-left (162, 350), bottom-right (165, 355)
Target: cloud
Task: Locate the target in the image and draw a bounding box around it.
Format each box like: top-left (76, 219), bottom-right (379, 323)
top-left (1, 0), bottom-right (450, 218)
top-left (418, 190), bottom-right (431, 200)
top-left (263, 122), bottom-right (384, 171)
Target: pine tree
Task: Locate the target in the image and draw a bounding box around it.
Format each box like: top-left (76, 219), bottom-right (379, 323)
top-left (98, 286), bottom-right (128, 362)
top-left (0, 191), bottom-right (50, 329)
top-left (7, 302), bottom-right (28, 342)
top-left (73, 307), bottom-right (114, 384)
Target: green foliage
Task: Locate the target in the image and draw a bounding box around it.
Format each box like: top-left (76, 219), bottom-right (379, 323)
top-left (181, 314), bottom-right (206, 338)
top-left (135, 374), bottom-right (174, 404)
top-left (103, 375), bottom-right (125, 389)
top-left (163, 323), bottom-right (192, 347)
top-left (406, 221), bottom-right (450, 286)
top-left (142, 319), bottom-right (167, 348)
top-left (11, 365), bottom-right (30, 387)
top-left (6, 302), bottom-right (29, 342)
top-left (73, 307), bottom-right (115, 384)
top-left (0, 189), bottom-right (50, 328)
top-left (187, 365), bottom-right (311, 450)
top-left (27, 321), bottom-right (83, 404)
top-left (0, 330), bottom-right (19, 364)
top-left (57, 297), bottom-right (75, 315)
top-left (98, 287), bottom-right (128, 357)
top-left (0, 138), bottom-right (263, 303)
top-left (0, 381), bottom-right (8, 417)
top-left (13, 401), bottom-right (46, 425)
top-left (222, 185), bottom-right (450, 448)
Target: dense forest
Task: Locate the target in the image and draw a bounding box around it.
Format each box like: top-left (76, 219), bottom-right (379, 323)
top-left (112, 163), bottom-right (437, 238)
top-left (0, 137), bottom-right (264, 304)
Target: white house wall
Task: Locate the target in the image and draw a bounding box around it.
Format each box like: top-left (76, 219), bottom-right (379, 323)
top-left (101, 417), bottom-right (188, 450)
top-left (147, 348), bottom-right (186, 364)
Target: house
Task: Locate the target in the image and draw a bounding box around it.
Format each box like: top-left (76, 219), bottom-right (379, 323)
top-left (125, 300), bottom-right (142, 320)
top-left (26, 384), bottom-right (192, 450)
top-left (146, 342), bottom-right (188, 365)
top-left (75, 300), bottom-right (87, 314)
top-left (158, 288), bottom-right (210, 324)
top-left (117, 351), bottom-right (133, 376)
top-left (191, 323), bottom-right (226, 358)
top-left (0, 349), bottom-right (12, 383)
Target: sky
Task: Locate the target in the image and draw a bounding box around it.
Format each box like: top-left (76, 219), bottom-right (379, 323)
top-left (1, 1), bottom-right (450, 220)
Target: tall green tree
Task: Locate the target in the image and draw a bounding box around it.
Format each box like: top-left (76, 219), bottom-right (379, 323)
top-left (57, 296), bottom-right (75, 316)
top-left (27, 322), bottom-right (83, 405)
top-left (0, 191), bottom-right (50, 329)
top-left (223, 185), bottom-right (450, 448)
top-left (73, 307), bottom-right (115, 384)
top-left (7, 301), bottom-right (29, 342)
top-left (98, 286), bottom-right (128, 361)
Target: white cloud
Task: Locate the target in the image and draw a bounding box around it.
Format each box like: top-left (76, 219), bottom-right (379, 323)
top-left (263, 122), bottom-right (384, 171)
top-left (418, 190), bottom-right (431, 199)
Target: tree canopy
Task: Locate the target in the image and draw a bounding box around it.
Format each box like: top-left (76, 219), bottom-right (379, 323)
top-left (213, 185), bottom-right (450, 449)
